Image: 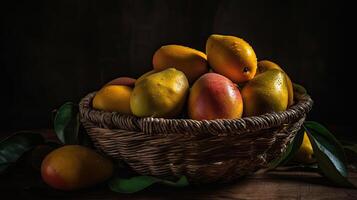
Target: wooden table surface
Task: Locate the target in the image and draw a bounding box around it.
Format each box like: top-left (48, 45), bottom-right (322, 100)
top-left (1, 131), bottom-right (357, 200)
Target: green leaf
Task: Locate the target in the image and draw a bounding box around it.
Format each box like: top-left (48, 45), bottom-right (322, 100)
top-left (304, 121), bottom-right (347, 165)
top-left (293, 83), bottom-right (307, 94)
top-left (268, 128), bottom-right (305, 169)
top-left (54, 102), bottom-right (93, 146)
top-left (304, 124), bottom-right (355, 188)
top-left (109, 176), bottom-right (189, 193)
top-left (54, 102), bottom-right (80, 145)
top-left (0, 132), bottom-right (44, 173)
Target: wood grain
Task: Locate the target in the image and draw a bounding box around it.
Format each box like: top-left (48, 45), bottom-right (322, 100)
top-left (1, 164), bottom-right (356, 200)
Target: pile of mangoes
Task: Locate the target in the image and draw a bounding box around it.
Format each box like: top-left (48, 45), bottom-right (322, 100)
top-left (93, 34), bottom-right (293, 120)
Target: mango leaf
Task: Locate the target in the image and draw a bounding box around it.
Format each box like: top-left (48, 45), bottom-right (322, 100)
top-left (304, 121), bottom-right (347, 165)
top-left (304, 123), bottom-right (355, 188)
top-left (54, 102), bottom-right (92, 147)
top-left (109, 176), bottom-right (189, 193)
top-left (268, 128), bottom-right (305, 169)
top-left (54, 102), bottom-right (80, 144)
top-left (0, 132), bottom-right (44, 173)
top-left (293, 83), bottom-right (307, 94)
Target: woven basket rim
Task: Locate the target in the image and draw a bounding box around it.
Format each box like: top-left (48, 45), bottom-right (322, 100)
top-left (79, 88), bottom-right (313, 135)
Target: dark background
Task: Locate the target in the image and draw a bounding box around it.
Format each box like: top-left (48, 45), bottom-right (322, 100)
top-left (0, 1), bottom-right (353, 139)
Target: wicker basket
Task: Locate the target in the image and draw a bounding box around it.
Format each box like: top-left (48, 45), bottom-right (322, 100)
top-left (79, 88), bottom-right (313, 184)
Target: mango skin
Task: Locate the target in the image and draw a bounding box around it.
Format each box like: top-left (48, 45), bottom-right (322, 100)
top-left (153, 45), bottom-right (208, 83)
top-left (242, 69), bottom-right (288, 117)
top-left (130, 68), bottom-right (189, 118)
top-left (41, 145), bottom-right (113, 191)
top-left (105, 77), bottom-right (136, 87)
top-left (294, 132), bottom-right (316, 164)
top-left (92, 85), bottom-right (132, 114)
top-left (93, 76), bottom-right (136, 114)
top-left (257, 60), bottom-right (294, 106)
top-left (135, 70), bottom-right (157, 86)
top-left (188, 73), bottom-right (243, 120)
top-left (206, 34), bottom-right (257, 83)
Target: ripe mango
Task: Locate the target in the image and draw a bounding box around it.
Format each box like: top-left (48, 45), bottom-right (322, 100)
top-left (92, 85), bottom-right (132, 114)
top-left (188, 73), bottom-right (243, 120)
top-left (153, 45), bottom-right (208, 83)
top-left (135, 70), bottom-right (157, 86)
top-left (130, 68), bottom-right (189, 118)
top-left (242, 69), bottom-right (288, 116)
top-left (206, 34), bottom-right (257, 83)
top-left (294, 132), bottom-right (316, 163)
top-left (105, 77), bottom-right (136, 87)
top-left (93, 76), bottom-right (136, 114)
top-left (257, 60), bottom-right (294, 106)
top-left (41, 145), bottom-right (113, 190)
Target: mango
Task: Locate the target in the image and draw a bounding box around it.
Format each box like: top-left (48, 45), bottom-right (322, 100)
top-left (188, 73), bottom-right (243, 120)
top-left (294, 132), bottom-right (316, 163)
top-left (41, 145), bottom-right (113, 190)
top-left (105, 77), bottom-right (136, 87)
top-left (92, 85), bottom-right (132, 114)
top-left (257, 60), bottom-right (294, 106)
top-left (256, 60), bottom-right (281, 73)
top-left (93, 76), bottom-right (136, 114)
top-left (130, 68), bottom-right (189, 118)
top-left (206, 34), bottom-right (257, 83)
top-left (135, 70), bottom-right (157, 86)
top-left (153, 45), bottom-right (208, 83)
top-left (242, 69), bottom-right (288, 117)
